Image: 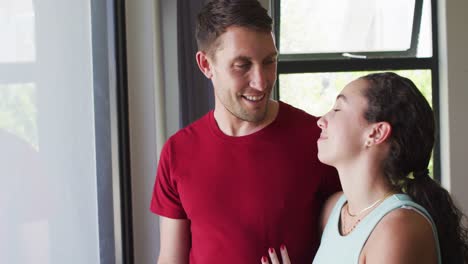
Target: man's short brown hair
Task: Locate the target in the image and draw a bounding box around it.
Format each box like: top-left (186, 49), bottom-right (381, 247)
top-left (196, 0), bottom-right (272, 57)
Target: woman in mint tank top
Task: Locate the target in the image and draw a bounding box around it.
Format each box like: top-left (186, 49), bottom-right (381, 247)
top-left (260, 72), bottom-right (468, 264)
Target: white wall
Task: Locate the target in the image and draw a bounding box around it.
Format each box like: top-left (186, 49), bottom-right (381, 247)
top-left (126, 0), bottom-right (179, 263)
top-left (160, 1), bottom-right (180, 138)
top-left (438, 0), bottom-right (468, 214)
top-left (125, 0), bottom-right (158, 263)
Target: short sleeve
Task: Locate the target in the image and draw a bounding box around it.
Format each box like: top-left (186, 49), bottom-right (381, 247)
top-left (150, 140), bottom-right (187, 219)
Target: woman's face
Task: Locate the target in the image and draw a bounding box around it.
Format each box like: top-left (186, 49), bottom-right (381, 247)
top-left (316, 78), bottom-right (373, 167)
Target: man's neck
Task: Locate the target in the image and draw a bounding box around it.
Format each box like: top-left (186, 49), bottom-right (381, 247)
top-left (213, 100), bottom-right (279, 137)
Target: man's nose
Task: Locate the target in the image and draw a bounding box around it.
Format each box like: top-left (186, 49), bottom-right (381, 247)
top-left (249, 66), bottom-right (267, 91)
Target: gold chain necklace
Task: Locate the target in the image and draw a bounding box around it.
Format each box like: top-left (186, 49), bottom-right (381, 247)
top-left (345, 191), bottom-right (394, 217)
top-left (341, 209), bottom-right (361, 235)
top-left (341, 191), bottom-right (394, 235)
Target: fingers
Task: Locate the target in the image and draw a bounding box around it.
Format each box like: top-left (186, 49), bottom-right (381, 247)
top-left (261, 245), bottom-right (290, 264)
top-left (268, 247), bottom-right (281, 264)
top-left (280, 244), bottom-right (291, 264)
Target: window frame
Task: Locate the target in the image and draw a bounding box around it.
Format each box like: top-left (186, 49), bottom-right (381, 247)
top-left (274, 0), bottom-right (423, 60)
top-left (272, 0), bottom-right (441, 182)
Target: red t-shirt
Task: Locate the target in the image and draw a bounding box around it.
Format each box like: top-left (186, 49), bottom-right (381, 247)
top-left (151, 101), bottom-right (340, 263)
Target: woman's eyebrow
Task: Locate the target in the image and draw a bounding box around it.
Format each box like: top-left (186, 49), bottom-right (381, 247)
top-left (336, 94), bottom-right (348, 102)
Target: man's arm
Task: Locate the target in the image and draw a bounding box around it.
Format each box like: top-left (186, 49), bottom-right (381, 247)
top-left (157, 216), bottom-right (191, 264)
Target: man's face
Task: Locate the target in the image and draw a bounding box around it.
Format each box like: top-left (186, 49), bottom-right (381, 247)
top-left (205, 26), bottom-right (278, 123)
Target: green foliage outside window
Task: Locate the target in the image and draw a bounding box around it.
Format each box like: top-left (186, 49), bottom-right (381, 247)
top-left (0, 83), bottom-right (38, 150)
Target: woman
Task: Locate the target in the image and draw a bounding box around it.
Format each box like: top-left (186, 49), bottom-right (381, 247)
top-left (261, 72), bottom-right (468, 263)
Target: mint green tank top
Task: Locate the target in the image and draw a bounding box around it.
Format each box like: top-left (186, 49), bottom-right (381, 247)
top-left (312, 194), bottom-right (441, 264)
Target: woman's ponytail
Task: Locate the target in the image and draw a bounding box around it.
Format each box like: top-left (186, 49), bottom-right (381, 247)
top-left (405, 169), bottom-right (468, 263)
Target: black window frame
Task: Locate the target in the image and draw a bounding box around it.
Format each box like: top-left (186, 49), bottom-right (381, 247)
top-left (272, 0), bottom-right (441, 182)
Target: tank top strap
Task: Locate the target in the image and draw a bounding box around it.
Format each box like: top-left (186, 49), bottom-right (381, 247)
top-left (320, 194), bottom-right (347, 240)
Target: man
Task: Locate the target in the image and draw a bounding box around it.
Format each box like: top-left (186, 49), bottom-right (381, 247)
top-left (150, 0), bottom-right (340, 263)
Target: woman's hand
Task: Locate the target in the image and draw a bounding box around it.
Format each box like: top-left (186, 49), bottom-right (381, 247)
top-left (260, 244), bottom-right (291, 264)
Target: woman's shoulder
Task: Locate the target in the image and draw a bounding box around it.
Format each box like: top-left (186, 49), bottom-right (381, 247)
top-left (373, 207), bottom-right (435, 241)
top-left (361, 207), bottom-right (438, 263)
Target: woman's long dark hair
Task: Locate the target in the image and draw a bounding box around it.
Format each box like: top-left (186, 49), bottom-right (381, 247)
top-left (362, 72), bottom-right (468, 263)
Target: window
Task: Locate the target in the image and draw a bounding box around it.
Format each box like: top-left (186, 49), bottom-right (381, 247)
top-left (272, 0), bottom-right (439, 179)
top-left (0, 1), bottom-right (126, 263)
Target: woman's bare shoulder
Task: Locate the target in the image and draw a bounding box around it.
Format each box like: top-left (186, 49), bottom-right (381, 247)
top-left (361, 208), bottom-right (438, 264)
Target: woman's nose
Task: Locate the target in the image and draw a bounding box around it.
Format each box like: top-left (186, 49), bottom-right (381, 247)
top-left (317, 115), bottom-right (326, 129)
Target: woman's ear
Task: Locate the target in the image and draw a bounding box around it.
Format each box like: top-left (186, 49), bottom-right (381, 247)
top-left (366, 122), bottom-right (392, 147)
top-left (196, 51), bottom-right (213, 78)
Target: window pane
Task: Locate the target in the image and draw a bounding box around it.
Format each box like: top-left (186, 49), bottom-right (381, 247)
top-left (0, 1), bottom-right (101, 263)
top-left (279, 0), bottom-right (432, 57)
top-left (417, 0), bottom-right (433, 57)
top-left (279, 70), bottom-right (432, 116)
top-left (0, 0), bottom-right (36, 63)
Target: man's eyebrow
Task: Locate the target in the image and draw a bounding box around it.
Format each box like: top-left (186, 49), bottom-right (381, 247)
top-left (233, 52), bottom-right (278, 62)
top-left (233, 56), bottom-right (251, 62)
top-left (266, 52), bottom-right (278, 58)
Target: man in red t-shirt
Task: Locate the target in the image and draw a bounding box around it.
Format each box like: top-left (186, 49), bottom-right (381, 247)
top-left (150, 1), bottom-right (341, 263)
